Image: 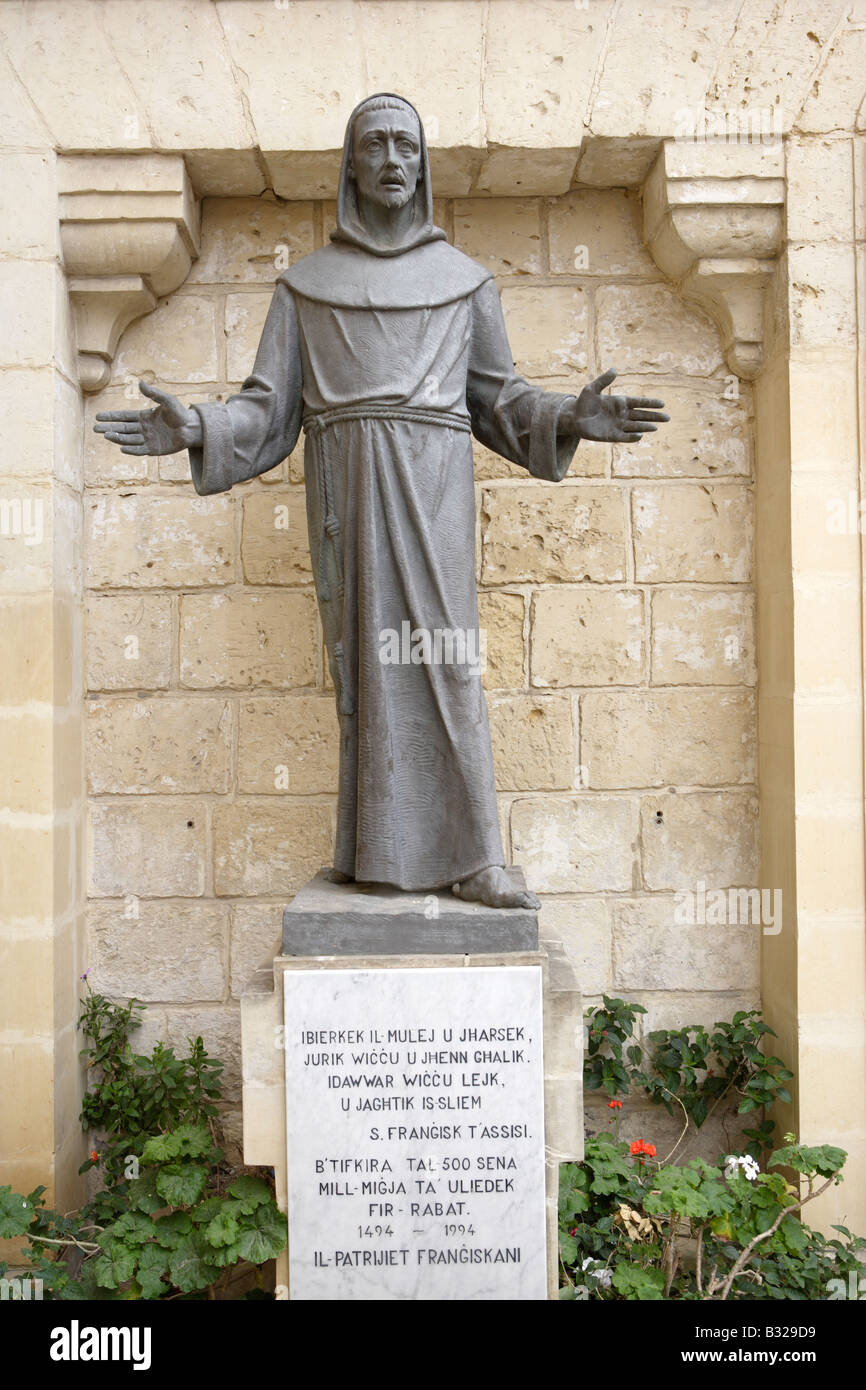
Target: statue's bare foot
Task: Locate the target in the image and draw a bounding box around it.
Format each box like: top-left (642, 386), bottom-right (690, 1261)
top-left (324, 867), bottom-right (354, 884)
top-left (453, 866), bottom-right (540, 910)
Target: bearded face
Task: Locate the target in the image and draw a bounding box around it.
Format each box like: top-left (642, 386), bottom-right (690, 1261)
top-left (349, 107), bottom-right (422, 211)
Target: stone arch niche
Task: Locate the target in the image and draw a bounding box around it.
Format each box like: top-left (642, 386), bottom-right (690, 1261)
top-left (73, 139), bottom-right (768, 1189)
top-left (2, 0), bottom-right (864, 1250)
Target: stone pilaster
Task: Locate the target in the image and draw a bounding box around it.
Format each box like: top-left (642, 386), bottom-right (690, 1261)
top-left (0, 145), bottom-right (86, 1240)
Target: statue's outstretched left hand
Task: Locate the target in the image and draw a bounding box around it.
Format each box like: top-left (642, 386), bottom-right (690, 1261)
top-left (566, 368), bottom-right (669, 443)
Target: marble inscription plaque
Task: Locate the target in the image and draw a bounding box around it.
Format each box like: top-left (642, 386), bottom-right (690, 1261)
top-left (283, 965), bottom-right (547, 1300)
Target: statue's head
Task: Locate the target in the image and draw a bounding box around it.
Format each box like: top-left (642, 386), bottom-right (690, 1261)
top-left (333, 93), bottom-right (445, 257)
top-left (347, 95), bottom-right (422, 212)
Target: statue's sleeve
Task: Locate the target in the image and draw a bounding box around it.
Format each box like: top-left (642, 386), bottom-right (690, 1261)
top-left (187, 282), bottom-right (304, 495)
top-left (465, 277), bottom-right (580, 482)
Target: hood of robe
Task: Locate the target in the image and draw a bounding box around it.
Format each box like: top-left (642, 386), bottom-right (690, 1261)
top-left (279, 236), bottom-right (491, 310)
top-left (331, 93), bottom-right (446, 257)
top-left (280, 93), bottom-right (492, 310)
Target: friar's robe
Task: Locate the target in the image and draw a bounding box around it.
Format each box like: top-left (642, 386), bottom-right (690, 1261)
top-left (188, 237), bottom-right (580, 891)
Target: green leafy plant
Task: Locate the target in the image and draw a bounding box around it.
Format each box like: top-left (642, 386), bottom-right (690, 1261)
top-left (569, 1004), bottom-right (862, 1301)
top-left (4, 1136), bottom-right (287, 1301)
top-left (584, 999), bottom-right (795, 1160)
top-left (635, 1013), bottom-right (794, 1157)
top-left (78, 983), bottom-right (223, 1209)
top-left (86, 1125), bottom-right (285, 1298)
top-left (559, 1133), bottom-right (865, 1301)
top-left (1, 986), bottom-right (286, 1299)
top-left (583, 995), bottom-right (646, 1098)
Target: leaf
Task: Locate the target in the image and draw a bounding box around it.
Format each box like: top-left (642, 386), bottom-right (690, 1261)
top-left (643, 1164), bottom-right (730, 1223)
top-left (561, 1190), bottom-right (589, 1220)
top-left (126, 1169), bottom-right (162, 1215)
top-left (94, 1241), bottom-right (137, 1290)
top-left (780, 1214), bottom-right (808, 1254)
top-left (559, 1230), bottom-right (579, 1266)
top-left (141, 1122), bottom-right (212, 1164)
top-left (611, 1262), bottom-right (666, 1300)
top-left (0, 1187), bottom-right (35, 1240)
top-left (153, 1211), bottom-right (193, 1248)
top-left (168, 1232), bottom-right (220, 1294)
top-left (190, 1196), bottom-right (227, 1225)
top-left (233, 1202), bottom-right (288, 1264)
top-left (156, 1163), bottom-right (208, 1208)
top-left (135, 1244), bottom-right (170, 1299)
top-left (770, 1144), bottom-right (847, 1178)
top-left (227, 1175), bottom-right (273, 1215)
top-left (204, 1207), bottom-right (241, 1249)
top-left (100, 1211), bottom-right (154, 1248)
top-left (587, 1145), bottom-right (634, 1196)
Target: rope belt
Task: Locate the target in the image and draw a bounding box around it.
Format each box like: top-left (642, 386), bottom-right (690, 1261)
top-left (303, 403), bottom-right (472, 436)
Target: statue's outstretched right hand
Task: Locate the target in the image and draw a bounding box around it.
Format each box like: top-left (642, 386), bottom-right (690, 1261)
top-left (93, 380), bottom-right (202, 455)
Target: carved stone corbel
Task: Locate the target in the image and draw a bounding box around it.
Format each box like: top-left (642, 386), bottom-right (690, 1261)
top-left (642, 140), bottom-right (784, 379)
top-left (59, 155), bottom-right (200, 392)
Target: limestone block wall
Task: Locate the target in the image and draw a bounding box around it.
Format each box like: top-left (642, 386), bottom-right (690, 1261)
top-left (81, 189), bottom-right (760, 1150)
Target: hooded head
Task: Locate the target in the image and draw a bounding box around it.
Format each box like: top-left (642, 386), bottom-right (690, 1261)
top-left (332, 93), bottom-right (446, 257)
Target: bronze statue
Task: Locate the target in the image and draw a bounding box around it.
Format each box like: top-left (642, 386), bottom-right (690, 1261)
top-left (95, 93), bottom-right (668, 911)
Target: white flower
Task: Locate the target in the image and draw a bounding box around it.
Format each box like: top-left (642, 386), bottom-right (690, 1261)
top-left (581, 1257), bottom-right (613, 1287)
top-left (724, 1154), bottom-right (760, 1181)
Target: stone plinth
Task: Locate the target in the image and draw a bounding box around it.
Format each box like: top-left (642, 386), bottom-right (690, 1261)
top-left (242, 873), bottom-right (583, 1300)
top-left (282, 867), bottom-right (539, 956)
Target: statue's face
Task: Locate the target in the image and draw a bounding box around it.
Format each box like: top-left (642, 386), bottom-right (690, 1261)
top-left (350, 108), bottom-right (422, 210)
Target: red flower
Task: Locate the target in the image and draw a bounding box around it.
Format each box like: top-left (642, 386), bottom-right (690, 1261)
top-left (644, 1143), bottom-right (657, 1158)
top-left (630, 1139), bottom-right (657, 1158)
top-left (608, 1099), bottom-right (623, 1110)
top-left (630, 1140), bottom-right (643, 1155)
top-left (90, 1150), bottom-right (99, 1162)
